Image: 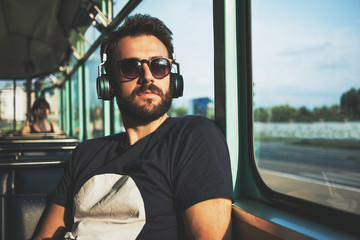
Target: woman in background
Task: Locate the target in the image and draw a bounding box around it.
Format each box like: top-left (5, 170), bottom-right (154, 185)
top-left (21, 98), bottom-right (63, 134)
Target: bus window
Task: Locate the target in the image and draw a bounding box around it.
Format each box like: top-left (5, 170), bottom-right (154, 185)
top-left (0, 80), bottom-right (26, 133)
top-left (71, 67), bottom-right (81, 139)
top-left (85, 46), bottom-right (104, 139)
top-left (16, 80), bottom-right (27, 130)
top-left (252, 0), bottom-right (360, 215)
top-left (44, 87), bottom-right (61, 128)
top-left (113, 0), bottom-right (130, 17)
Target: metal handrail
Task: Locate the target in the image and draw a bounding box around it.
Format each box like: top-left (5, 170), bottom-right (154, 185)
top-left (0, 139), bottom-right (79, 144)
top-left (0, 158), bottom-right (68, 168)
top-left (0, 145), bottom-right (76, 152)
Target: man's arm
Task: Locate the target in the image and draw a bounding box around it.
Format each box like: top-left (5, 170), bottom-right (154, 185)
top-left (32, 203), bottom-right (69, 240)
top-left (182, 198), bottom-right (232, 240)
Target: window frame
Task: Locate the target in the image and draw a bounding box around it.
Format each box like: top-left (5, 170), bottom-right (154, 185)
top-left (225, 0), bottom-right (360, 236)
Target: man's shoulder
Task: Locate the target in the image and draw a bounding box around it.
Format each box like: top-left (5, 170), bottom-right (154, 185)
top-left (171, 115), bottom-right (215, 125)
top-left (166, 116), bottom-right (223, 141)
top-left (170, 115), bottom-right (219, 131)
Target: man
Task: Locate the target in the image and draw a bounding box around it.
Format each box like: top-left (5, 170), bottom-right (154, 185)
top-left (33, 14), bottom-right (233, 240)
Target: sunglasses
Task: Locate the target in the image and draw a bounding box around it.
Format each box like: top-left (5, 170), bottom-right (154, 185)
top-left (115, 57), bottom-right (173, 80)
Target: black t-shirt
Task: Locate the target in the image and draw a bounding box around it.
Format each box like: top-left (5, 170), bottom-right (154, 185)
top-left (51, 116), bottom-right (234, 240)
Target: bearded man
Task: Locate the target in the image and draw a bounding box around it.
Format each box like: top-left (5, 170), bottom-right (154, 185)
top-left (33, 14), bottom-right (233, 240)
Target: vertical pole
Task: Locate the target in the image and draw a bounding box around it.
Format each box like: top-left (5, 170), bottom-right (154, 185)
top-left (81, 62), bottom-right (87, 140)
top-left (102, 0), bottom-right (112, 136)
top-left (109, 0), bottom-right (115, 134)
top-left (77, 64), bottom-right (84, 142)
top-left (68, 78), bottom-right (73, 136)
top-left (213, 0), bottom-right (239, 186)
top-left (213, 0), bottom-right (226, 132)
top-left (13, 79), bottom-right (16, 131)
top-left (225, 0), bottom-right (239, 184)
top-left (59, 86), bottom-right (63, 130)
top-left (26, 78), bottom-right (32, 123)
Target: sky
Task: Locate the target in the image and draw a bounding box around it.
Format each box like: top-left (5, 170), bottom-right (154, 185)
top-left (252, 0), bottom-right (360, 109)
top-left (1, 0), bottom-right (214, 110)
top-left (122, 0), bottom-right (215, 109)
top-left (129, 0), bottom-right (360, 110)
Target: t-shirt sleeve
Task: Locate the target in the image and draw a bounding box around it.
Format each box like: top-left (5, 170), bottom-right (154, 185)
top-left (173, 117), bottom-right (234, 211)
top-left (48, 136), bottom-right (118, 209)
top-left (48, 146), bottom-right (78, 208)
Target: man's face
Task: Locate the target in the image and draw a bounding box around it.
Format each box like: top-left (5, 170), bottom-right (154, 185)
top-left (112, 35), bottom-right (172, 124)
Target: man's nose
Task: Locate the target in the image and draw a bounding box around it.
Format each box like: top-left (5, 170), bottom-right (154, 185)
top-left (138, 63), bottom-right (154, 84)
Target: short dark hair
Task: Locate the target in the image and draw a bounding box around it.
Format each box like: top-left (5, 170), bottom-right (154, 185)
top-left (101, 14), bottom-right (174, 80)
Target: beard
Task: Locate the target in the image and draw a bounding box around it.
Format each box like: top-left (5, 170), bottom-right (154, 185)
top-left (116, 84), bottom-right (172, 126)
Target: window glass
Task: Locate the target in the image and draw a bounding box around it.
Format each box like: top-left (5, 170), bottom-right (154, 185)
top-left (85, 46), bottom-right (104, 139)
top-left (113, 0), bottom-right (130, 17)
top-left (44, 88), bottom-right (61, 128)
top-left (58, 87), bottom-right (64, 133)
top-left (0, 80), bottom-right (15, 132)
top-left (0, 80), bottom-right (26, 132)
top-left (130, 0), bottom-right (214, 119)
top-left (70, 51), bottom-right (78, 71)
top-left (252, 0), bottom-right (360, 215)
top-left (71, 68), bottom-right (80, 138)
top-left (114, 103), bottom-right (124, 133)
top-left (62, 81), bottom-right (71, 135)
top-left (84, 25), bottom-right (101, 53)
top-left (16, 80), bottom-right (27, 131)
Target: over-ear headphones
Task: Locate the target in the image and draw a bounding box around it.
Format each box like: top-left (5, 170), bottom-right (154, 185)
top-left (169, 55), bottom-right (184, 99)
top-left (96, 43), bottom-right (184, 100)
top-left (170, 71), bottom-right (184, 98)
top-left (96, 42), bottom-right (115, 100)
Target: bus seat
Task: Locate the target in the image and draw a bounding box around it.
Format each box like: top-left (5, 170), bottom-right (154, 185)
top-left (0, 170), bottom-right (9, 240)
top-left (5, 194), bottom-right (47, 240)
top-left (14, 167), bottom-right (63, 194)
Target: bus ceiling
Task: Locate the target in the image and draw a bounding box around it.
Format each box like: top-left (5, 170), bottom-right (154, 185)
top-left (0, 0), bottom-right (103, 80)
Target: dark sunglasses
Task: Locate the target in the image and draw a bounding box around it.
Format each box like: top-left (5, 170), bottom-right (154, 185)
top-left (115, 57), bottom-right (173, 80)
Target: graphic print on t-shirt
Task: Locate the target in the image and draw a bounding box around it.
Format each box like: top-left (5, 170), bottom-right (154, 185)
top-left (65, 174), bottom-right (146, 240)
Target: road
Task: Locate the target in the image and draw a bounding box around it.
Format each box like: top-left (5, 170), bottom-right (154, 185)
top-left (255, 141), bottom-right (360, 214)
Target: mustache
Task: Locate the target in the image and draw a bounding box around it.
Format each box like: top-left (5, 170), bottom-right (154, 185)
top-left (134, 84), bottom-right (164, 97)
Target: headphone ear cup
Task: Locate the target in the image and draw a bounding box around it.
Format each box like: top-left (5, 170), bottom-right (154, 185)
top-left (96, 74), bottom-right (114, 100)
top-left (170, 73), bottom-right (184, 98)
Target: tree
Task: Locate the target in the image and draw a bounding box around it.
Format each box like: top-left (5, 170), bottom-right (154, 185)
top-left (295, 106), bottom-right (313, 122)
top-left (328, 104), bottom-right (345, 121)
top-left (340, 88), bottom-right (360, 120)
top-left (254, 107), bottom-right (269, 122)
top-left (313, 106), bottom-right (331, 121)
top-left (168, 106), bottom-right (188, 117)
top-left (174, 107), bottom-right (187, 117)
top-left (270, 105), bottom-right (297, 122)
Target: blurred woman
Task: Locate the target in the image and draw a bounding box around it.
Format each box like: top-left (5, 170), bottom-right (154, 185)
top-left (21, 98), bottom-right (63, 134)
